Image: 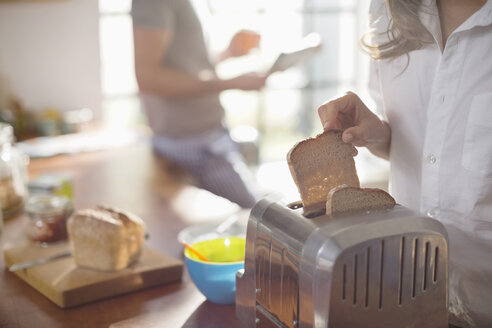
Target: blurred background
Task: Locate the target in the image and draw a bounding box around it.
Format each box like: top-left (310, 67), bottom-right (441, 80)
top-left (0, 0), bottom-right (389, 199)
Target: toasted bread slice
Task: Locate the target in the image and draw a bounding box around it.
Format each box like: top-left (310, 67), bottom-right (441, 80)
top-left (287, 130), bottom-right (360, 216)
top-left (326, 185), bottom-right (396, 216)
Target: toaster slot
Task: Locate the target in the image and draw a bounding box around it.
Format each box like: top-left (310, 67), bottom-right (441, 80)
top-left (255, 230), bottom-right (300, 328)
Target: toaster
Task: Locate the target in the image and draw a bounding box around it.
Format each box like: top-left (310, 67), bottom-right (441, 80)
top-left (236, 197), bottom-right (448, 328)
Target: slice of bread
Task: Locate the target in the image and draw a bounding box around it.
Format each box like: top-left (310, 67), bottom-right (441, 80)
top-left (326, 185), bottom-right (396, 216)
top-left (287, 130), bottom-right (360, 216)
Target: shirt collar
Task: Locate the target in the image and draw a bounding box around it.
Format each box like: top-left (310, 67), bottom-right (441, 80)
top-left (456, 0), bottom-right (492, 32)
top-left (420, 0), bottom-right (492, 50)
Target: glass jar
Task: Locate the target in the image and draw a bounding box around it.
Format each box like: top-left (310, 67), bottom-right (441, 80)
top-left (0, 123), bottom-right (28, 219)
top-left (26, 195), bottom-right (73, 244)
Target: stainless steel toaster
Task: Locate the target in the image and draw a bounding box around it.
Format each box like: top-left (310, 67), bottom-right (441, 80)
top-left (236, 197), bottom-right (449, 328)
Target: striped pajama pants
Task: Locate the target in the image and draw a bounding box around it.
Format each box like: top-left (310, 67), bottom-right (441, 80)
top-left (151, 127), bottom-right (259, 209)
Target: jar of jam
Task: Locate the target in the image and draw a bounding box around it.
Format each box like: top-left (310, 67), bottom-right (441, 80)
top-left (26, 195), bottom-right (73, 244)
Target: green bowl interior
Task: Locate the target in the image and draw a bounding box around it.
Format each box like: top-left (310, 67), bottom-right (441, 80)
top-left (185, 236), bottom-right (245, 263)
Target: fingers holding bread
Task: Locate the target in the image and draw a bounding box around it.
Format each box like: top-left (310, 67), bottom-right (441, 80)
top-left (318, 91), bottom-right (360, 132)
top-left (318, 92), bottom-right (372, 148)
top-left (318, 91), bottom-right (390, 157)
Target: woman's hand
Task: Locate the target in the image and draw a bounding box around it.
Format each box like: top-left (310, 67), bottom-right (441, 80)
top-left (317, 91), bottom-right (391, 159)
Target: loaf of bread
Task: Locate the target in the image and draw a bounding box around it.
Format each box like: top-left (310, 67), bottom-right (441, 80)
top-left (326, 185), bottom-right (396, 216)
top-left (67, 205), bottom-right (145, 271)
top-left (287, 130), bottom-right (360, 216)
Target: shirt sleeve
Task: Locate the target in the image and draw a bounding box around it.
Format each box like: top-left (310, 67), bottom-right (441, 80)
top-left (131, 0), bottom-right (176, 31)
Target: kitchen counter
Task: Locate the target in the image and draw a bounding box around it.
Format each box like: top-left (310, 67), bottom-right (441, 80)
top-left (0, 140), bottom-right (244, 328)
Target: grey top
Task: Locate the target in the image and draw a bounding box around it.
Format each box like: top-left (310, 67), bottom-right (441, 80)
top-left (131, 0), bottom-right (224, 138)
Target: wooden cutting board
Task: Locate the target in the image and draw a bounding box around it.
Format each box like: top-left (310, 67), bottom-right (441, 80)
top-left (3, 242), bottom-right (183, 308)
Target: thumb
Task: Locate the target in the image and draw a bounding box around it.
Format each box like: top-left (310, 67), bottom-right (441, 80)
top-left (342, 126), bottom-right (368, 147)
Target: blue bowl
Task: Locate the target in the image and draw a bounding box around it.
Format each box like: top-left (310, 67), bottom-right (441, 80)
top-left (184, 237), bottom-right (245, 305)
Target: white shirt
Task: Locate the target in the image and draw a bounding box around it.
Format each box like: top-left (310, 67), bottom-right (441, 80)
top-left (369, 1), bottom-right (492, 327)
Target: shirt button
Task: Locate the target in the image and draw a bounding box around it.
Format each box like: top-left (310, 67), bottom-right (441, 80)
top-left (426, 154), bottom-right (437, 164)
top-left (427, 209), bottom-right (437, 218)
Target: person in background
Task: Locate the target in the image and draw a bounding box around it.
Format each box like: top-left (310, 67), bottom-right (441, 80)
top-left (131, 0), bottom-right (267, 208)
top-left (318, 0), bottom-right (492, 327)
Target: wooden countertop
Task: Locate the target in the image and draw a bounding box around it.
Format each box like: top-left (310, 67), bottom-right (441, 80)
top-left (0, 140), bottom-right (245, 328)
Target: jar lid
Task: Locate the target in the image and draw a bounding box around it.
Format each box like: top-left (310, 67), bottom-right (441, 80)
top-left (26, 194), bottom-right (73, 216)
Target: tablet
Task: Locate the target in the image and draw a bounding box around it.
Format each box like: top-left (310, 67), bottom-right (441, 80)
top-left (267, 33), bottom-right (322, 74)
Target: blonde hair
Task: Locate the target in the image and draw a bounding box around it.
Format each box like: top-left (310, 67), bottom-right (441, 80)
top-left (360, 0), bottom-right (434, 60)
